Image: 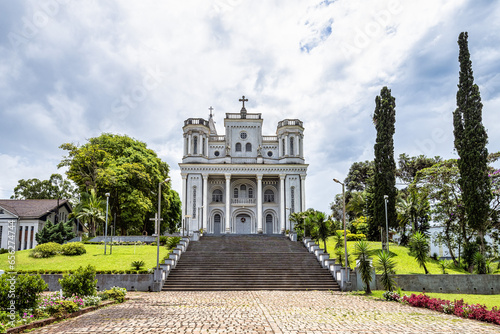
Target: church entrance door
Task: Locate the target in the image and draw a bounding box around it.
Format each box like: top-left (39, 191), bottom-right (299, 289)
top-left (213, 214), bottom-right (221, 235)
top-left (235, 214), bottom-right (251, 234)
top-left (265, 214), bottom-right (273, 234)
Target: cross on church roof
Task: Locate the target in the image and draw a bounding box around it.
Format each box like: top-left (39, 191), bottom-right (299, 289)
top-left (239, 95), bottom-right (248, 108)
top-left (209, 106), bottom-right (214, 118)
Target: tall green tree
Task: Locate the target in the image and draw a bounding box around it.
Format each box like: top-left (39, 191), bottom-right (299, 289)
top-left (453, 32), bottom-right (492, 254)
top-left (11, 174), bottom-right (76, 200)
top-left (59, 133), bottom-right (181, 235)
top-left (409, 231), bottom-right (430, 274)
top-left (396, 154), bottom-right (442, 185)
top-left (372, 87), bottom-right (397, 248)
top-left (35, 219), bottom-right (76, 244)
top-left (76, 189), bottom-right (105, 237)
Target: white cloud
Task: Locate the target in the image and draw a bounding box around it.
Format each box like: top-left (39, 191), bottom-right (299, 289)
top-left (0, 0), bottom-right (499, 213)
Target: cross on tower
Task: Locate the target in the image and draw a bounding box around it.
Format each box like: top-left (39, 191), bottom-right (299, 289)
top-left (239, 95), bottom-right (248, 108)
top-left (209, 106), bottom-right (214, 118)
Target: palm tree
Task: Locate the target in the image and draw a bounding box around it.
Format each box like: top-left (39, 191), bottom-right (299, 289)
top-left (375, 250), bottom-right (396, 291)
top-left (409, 231), bottom-right (430, 274)
top-left (353, 240), bottom-right (373, 294)
top-left (346, 191), bottom-right (366, 218)
top-left (77, 189), bottom-right (105, 237)
top-left (311, 211), bottom-right (333, 254)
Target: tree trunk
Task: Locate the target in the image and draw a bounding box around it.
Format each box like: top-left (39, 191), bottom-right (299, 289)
top-left (423, 263), bottom-right (429, 275)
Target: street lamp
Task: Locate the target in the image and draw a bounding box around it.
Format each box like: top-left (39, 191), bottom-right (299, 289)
top-left (104, 193), bottom-right (110, 255)
top-left (156, 178), bottom-right (170, 281)
top-left (384, 195), bottom-right (389, 252)
top-left (333, 178), bottom-right (349, 282)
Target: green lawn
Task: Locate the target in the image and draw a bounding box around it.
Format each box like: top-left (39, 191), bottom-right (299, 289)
top-left (352, 290), bottom-right (500, 310)
top-left (319, 239), bottom-right (470, 274)
top-left (0, 244), bottom-right (171, 272)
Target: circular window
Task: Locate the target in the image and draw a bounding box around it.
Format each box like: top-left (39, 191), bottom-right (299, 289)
top-left (240, 132), bottom-right (247, 139)
top-left (267, 151), bottom-right (273, 157)
top-left (240, 217), bottom-right (246, 223)
top-left (214, 151), bottom-right (220, 157)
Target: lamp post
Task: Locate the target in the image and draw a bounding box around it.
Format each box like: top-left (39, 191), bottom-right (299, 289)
top-left (104, 193), bottom-right (110, 255)
top-left (156, 178), bottom-right (170, 281)
top-left (384, 195), bottom-right (389, 252)
top-left (333, 179), bottom-right (348, 281)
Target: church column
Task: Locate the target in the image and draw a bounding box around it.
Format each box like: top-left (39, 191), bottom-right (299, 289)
top-left (225, 173), bottom-right (231, 233)
top-left (202, 174), bottom-right (208, 232)
top-left (198, 133), bottom-right (202, 156)
top-left (295, 136), bottom-right (299, 156)
top-left (181, 173), bottom-right (187, 235)
top-left (300, 174), bottom-right (306, 212)
top-left (257, 174), bottom-right (263, 234)
top-left (280, 174), bottom-right (286, 233)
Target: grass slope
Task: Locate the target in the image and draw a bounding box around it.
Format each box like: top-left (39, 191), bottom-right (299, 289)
top-left (0, 244), bottom-right (171, 272)
top-left (354, 290), bottom-right (500, 310)
top-left (320, 240), bottom-right (469, 274)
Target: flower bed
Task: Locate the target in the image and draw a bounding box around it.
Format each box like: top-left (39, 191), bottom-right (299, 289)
top-left (0, 287), bottom-right (127, 333)
top-left (382, 291), bottom-right (500, 325)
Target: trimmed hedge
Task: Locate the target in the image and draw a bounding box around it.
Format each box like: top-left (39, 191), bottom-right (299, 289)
top-left (31, 242), bottom-right (62, 258)
top-left (61, 242), bottom-right (86, 256)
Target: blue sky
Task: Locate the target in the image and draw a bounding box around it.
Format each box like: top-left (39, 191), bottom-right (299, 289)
top-left (0, 0), bottom-right (499, 213)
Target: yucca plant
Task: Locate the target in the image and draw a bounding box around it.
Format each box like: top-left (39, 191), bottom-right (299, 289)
top-left (473, 252), bottom-right (487, 274)
top-left (439, 259), bottom-right (447, 274)
top-left (375, 250), bottom-right (396, 291)
top-left (353, 240), bottom-right (373, 294)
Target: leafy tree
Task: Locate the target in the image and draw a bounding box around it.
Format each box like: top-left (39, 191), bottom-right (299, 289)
top-left (346, 191), bottom-right (367, 219)
top-left (397, 154), bottom-right (441, 185)
top-left (396, 187), bottom-right (430, 242)
top-left (345, 161), bottom-right (374, 192)
top-left (372, 87), bottom-right (397, 248)
top-left (59, 133), bottom-right (181, 235)
top-left (375, 250), bottom-right (396, 291)
top-left (453, 32), bottom-right (492, 254)
top-left (35, 219), bottom-right (75, 244)
top-left (308, 211), bottom-right (334, 253)
top-left (413, 160), bottom-right (468, 265)
top-left (353, 240), bottom-right (373, 294)
top-left (409, 231), bottom-right (430, 274)
top-left (11, 174), bottom-right (76, 200)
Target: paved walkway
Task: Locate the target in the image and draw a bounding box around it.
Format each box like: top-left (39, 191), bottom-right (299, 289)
top-left (32, 291), bottom-right (498, 333)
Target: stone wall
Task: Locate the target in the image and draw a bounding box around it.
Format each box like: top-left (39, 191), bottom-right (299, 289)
top-left (41, 274), bottom-right (155, 292)
top-left (374, 274), bottom-right (500, 294)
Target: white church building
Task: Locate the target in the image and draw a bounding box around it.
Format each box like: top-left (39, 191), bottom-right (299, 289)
top-left (179, 96), bottom-right (308, 235)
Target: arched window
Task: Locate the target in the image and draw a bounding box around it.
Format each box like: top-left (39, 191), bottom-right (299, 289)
top-left (235, 143), bottom-right (242, 152)
top-left (233, 188), bottom-right (239, 198)
top-left (202, 138), bottom-right (206, 155)
top-left (246, 143), bottom-right (252, 152)
top-left (282, 139), bottom-right (285, 155)
top-left (248, 187), bottom-right (253, 199)
top-left (214, 214), bottom-right (221, 224)
top-left (193, 136), bottom-right (198, 155)
top-left (266, 214), bottom-right (273, 224)
top-left (264, 189), bottom-right (274, 202)
top-left (290, 137), bottom-right (294, 156)
top-left (212, 189), bottom-right (223, 202)
top-left (240, 185), bottom-right (246, 191)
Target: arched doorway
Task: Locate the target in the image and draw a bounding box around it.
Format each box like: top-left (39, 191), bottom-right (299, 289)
top-left (235, 214), bottom-right (251, 234)
top-left (213, 213), bottom-right (222, 235)
top-left (265, 214), bottom-right (273, 234)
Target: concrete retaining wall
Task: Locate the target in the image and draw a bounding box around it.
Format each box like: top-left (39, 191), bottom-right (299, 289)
top-left (41, 274), bottom-right (155, 292)
top-left (374, 274), bottom-right (500, 294)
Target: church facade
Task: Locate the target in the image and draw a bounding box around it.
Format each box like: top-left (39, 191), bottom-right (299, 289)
top-left (179, 96), bottom-right (308, 235)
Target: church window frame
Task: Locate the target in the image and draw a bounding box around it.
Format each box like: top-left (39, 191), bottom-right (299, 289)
top-left (193, 136), bottom-right (198, 155)
top-left (264, 189), bottom-right (275, 203)
top-left (233, 188), bottom-right (239, 198)
top-left (212, 189), bottom-right (223, 203)
top-left (282, 139), bottom-right (285, 155)
top-left (240, 131), bottom-right (247, 139)
top-left (290, 137), bottom-right (294, 156)
top-left (246, 143), bottom-right (252, 152)
top-left (202, 138), bottom-right (206, 155)
top-left (235, 142), bottom-right (242, 152)
top-left (248, 187), bottom-right (253, 199)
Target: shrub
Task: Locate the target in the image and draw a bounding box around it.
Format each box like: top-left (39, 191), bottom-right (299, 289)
top-left (101, 286), bottom-right (127, 303)
top-left (61, 242), bottom-right (87, 256)
top-left (0, 248), bottom-right (8, 254)
top-left (30, 242), bottom-right (62, 258)
top-left (159, 236), bottom-right (168, 246)
top-left (0, 273), bottom-right (48, 312)
top-left (383, 291), bottom-right (401, 302)
top-left (47, 300), bottom-right (79, 318)
top-left (59, 265), bottom-right (97, 297)
top-left (166, 236), bottom-right (181, 250)
top-left (83, 295), bottom-right (101, 307)
top-left (131, 260), bottom-right (145, 270)
top-left (346, 233), bottom-right (367, 241)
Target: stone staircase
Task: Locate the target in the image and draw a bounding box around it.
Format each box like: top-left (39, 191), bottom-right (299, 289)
top-left (162, 235), bottom-right (340, 291)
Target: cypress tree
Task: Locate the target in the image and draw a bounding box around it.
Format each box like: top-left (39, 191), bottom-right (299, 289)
top-left (453, 32), bottom-right (491, 254)
top-left (372, 87), bottom-right (397, 248)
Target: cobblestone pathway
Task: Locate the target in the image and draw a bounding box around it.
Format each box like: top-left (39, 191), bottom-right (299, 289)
top-left (32, 291), bottom-right (498, 333)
